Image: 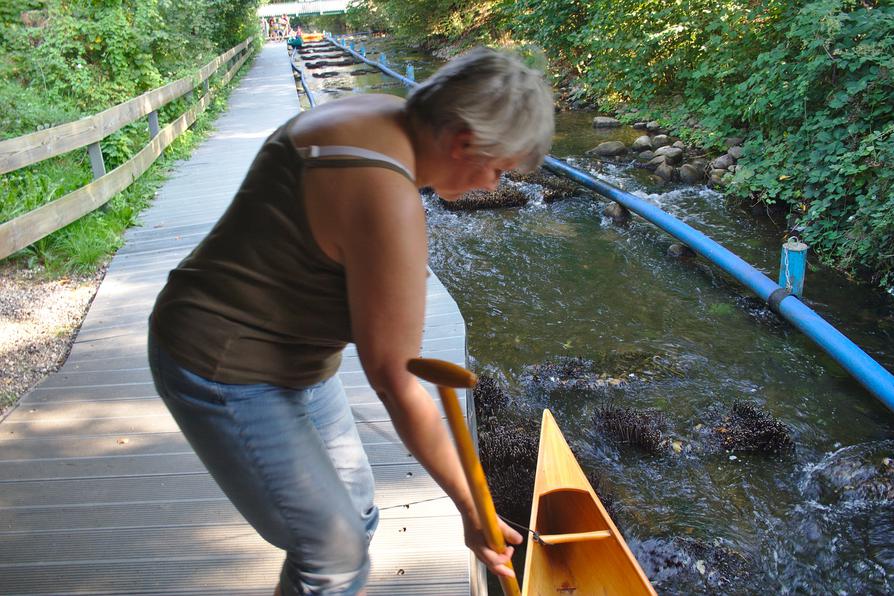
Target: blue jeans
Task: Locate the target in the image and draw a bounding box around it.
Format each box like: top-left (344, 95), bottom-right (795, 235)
top-left (148, 332), bottom-right (378, 595)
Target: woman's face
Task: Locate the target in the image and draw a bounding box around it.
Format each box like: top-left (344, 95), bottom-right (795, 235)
top-left (434, 131), bottom-right (521, 200)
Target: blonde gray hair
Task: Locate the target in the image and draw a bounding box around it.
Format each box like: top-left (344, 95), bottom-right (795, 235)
top-left (406, 47), bottom-right (554, 172)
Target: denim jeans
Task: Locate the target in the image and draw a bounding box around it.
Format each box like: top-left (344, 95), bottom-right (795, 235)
top-left (148, 332), bottom-right (378, 595)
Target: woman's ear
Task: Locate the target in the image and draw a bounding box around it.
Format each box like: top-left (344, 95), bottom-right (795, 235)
top-left (448, 129), bottom-right (475, 160)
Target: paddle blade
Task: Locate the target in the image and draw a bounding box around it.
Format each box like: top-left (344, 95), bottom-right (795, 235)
top-left (407, 357), bottom-right (478, 388)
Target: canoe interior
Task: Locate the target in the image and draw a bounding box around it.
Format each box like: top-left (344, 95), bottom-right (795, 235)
top-left (522, 410), bottom-right (656, 596)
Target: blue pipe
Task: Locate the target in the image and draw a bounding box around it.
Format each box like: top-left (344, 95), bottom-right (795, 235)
top-left (324, 36), bottom-right (894, 412)
top-left (544, 156), bottom-right (894, 411)
top-left (289, 56), bottom-right (316, 108)
top-left (326, 35), bottom-right (417, 87)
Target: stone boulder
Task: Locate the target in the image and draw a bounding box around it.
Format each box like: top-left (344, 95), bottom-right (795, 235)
top-left (604, 202), bottom-right (631, 224)
top-left (679, 163), bottom-right (704, 184)
top-left (654, 146), bottom-right (684, 165)
top-left (672, 140), bottom-right (686, 149)
top-left (667, 243), bottom-right (696, 258)
top-left (724, 136), bottom-right (744, 148)
top-left (646, 120), bottom-right (661, 132)
top-left (592, 116), bottom-right (621, 128)
top-left (652, 134), bottom-right (672, 149)
top-left (631, 135), bottom-right (653, 151)
top-left (633, 121), bottom-right (647, 129)
top-left (588, 141), bottom-right (627, 157)
top-left (728, 145), bottom-right (743, 160)
top-left (712, 154), bottom-right (735, 170)
top-left (709, 168), bottom-right (728, 186)
top-left (637, 150), bottom-right (655, 162)
top-left (644, 155), bottom-right (667, 170)
top-left (655, 163), bottom-right (676, 181)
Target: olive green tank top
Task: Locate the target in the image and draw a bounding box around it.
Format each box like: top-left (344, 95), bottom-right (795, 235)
top-left (149, 116), bottom-right (415, 389)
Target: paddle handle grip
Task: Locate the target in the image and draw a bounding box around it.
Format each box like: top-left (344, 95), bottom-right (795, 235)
top-left (439, 385), bottom-right (521, 596)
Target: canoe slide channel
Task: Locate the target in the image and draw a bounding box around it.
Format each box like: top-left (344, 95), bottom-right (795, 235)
top-left (315, 35), bottom-right (894, 593)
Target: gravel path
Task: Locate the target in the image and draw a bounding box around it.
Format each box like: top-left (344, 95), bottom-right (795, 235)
top-left (0, 263), bottom-right (104, 417)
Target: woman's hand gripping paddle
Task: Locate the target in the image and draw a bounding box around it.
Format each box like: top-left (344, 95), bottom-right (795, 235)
top-left (407, 358), bottom-right (521, 596)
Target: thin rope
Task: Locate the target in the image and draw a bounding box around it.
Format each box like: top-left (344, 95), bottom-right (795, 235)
top-left (498, 514), bottom-right (550, 546)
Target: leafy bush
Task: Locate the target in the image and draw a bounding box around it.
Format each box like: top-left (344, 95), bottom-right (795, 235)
top-left (1, 0), bottom-right (261, 276)
top-left (479, 0), bottom-right (894, 289)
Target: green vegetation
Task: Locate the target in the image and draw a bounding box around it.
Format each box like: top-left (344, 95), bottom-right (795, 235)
top-left (349, 0), bottom-right (893, 290)
top-left (1, 0), bottom-right (261, 276)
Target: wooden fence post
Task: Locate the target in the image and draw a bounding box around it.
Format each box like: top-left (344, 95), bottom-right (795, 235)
top-left (148, 111), bottom-right (160, 139)
top-left (87, 142), bottom-right (106, 179)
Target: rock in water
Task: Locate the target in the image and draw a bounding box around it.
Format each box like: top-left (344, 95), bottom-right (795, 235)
top-left (652, 134), bottom-right (672, 149)
top-left (588, 141), bottom-right (628, 157)
top-left (656, 163), bottom-right (676, 181)
top-left (654, 146), bottom-right (684, 165)
top-left (439, 185), bottom-right (528, 211)
top-left (605, 202), bottom-right (631, 224)
top-left (679, 163), bottom-right (704, 184)
top-left (667, 243), bottom-right (696, 258)
top-left (632, 135), bottom-right (654, 151)
top-left (592, 116), bottom-right (621, 128)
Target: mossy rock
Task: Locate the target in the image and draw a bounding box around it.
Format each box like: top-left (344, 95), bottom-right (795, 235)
top-left (507, 169), bottom-right (589, 203)
top-left (709, 401), bottom-right (794, 455)
top-left (594, 405), bottom-right (669, 454)
top-left (438, 185), bottom-right (529, 211)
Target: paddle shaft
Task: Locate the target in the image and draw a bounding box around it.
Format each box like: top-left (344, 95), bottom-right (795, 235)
top-left (438, 385), bottom-right (521, 596)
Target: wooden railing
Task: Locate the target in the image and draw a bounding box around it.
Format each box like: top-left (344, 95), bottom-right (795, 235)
top-left (0, 36), bottom-right (255, 259)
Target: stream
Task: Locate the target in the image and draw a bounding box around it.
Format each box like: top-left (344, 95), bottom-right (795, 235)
top-left (295, 38), bottom-right (894, 594)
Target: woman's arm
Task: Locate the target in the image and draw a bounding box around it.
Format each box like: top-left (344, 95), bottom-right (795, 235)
top-left (337, 171), bottom-right (521, 577)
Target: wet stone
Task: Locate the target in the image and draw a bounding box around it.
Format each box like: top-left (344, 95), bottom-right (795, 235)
top-left (655, 164), bottom-right (676, 181)
top-left (652, 134), bottom-right (672, 149)
top-left (588, 140), bottom-right (628, 157)
top-left (805, 441), bottom-right (894, 507)
top-left (605, 202), bottom-right (631, 224)
top-left (635, 536), bottom-right (756, 593)
top-left (593, 116), bottom-right (622, 128)
top-left (654, 146), bottom-right (684, 165)
top-left (522, 352), bottom-right (687, 393)
top-left (667, 243), bottom-right (696, 258)
top-left (679, 163), bottom-right (704, 184)
top-left (632, 135), bottom-right (654, 151)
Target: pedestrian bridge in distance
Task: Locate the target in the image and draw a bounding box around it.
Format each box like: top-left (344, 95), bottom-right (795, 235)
top-left (257, 0), bottom-right (348, 17)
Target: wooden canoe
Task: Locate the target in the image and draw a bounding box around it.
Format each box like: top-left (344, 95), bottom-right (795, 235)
top-left (522, 409), bottom-right (656, 595)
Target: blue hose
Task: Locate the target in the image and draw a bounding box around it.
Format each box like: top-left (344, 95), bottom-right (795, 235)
top-left (326, 36), bottom-right (894, 413)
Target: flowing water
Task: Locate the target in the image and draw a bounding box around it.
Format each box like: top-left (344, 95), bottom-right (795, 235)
top-left (300, 39), bottom-right (894, 594)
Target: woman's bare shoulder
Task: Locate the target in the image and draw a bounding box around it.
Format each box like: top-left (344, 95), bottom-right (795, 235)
top-left (287, 95), bottom-right (411, 154)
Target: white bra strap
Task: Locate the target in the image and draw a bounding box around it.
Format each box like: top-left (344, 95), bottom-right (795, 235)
top-left (302, 144), bottom-right (414, 182)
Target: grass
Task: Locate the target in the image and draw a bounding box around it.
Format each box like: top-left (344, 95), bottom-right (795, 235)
top-left (0, 51), bottom-right (258, 278)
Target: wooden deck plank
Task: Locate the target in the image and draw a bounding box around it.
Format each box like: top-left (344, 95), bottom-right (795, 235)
top-left (0, 42), bottom-right (473, 596)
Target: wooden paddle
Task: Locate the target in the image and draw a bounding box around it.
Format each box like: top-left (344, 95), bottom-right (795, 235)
top-left (407, 357), bottom-right (521, 596)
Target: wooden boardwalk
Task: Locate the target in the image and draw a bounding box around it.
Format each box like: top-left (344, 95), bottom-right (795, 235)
top-left (0, 43), bottom-right (474, 595)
